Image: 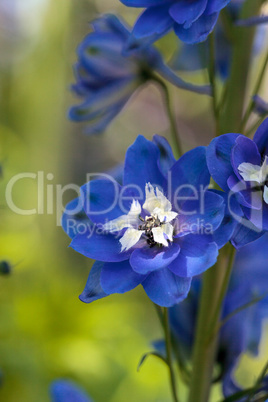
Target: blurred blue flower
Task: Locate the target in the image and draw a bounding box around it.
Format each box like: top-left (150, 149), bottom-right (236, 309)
top-left (0, 261), bottom-right (11, 275)
top-left (253, 95), bottom-right (268, 117)
top-left (62, 135), bottom-right (230, 307)
top-left (207, 118), bottom-right (268, 247)
top-left (171, 1), bottom-right (266, 80)
top-left (50, 380), bottom-right (92, 402)
top-left (167, 234), bottom-right (268, 399)
top-left (69, 14), bottom-right (210, 134)
top-left (120, 0), bottom-right (231, 45)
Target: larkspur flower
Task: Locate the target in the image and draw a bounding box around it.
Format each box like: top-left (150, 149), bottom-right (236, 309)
top-left (154, 234), bottom-right (268, 399)
top-left (69, 14), bottom-right (210, 134)
top-left (50, 380), bottom-right (92, 402)
top-left (206, 118), bottom-right (268, 247)
top-left (171, 0), bottom-right (266, 80)
top-left (62, 135), bottom-right (230, 307)
top-left (119, 0), bottom-right (231, 46)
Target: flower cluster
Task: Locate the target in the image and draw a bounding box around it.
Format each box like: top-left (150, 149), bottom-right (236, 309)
top-left (120, 0), bottom-right (231, 45)
top-left (165, 234), bottom-right (268, 398)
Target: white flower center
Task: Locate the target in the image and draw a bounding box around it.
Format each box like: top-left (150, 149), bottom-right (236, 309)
top-left (238, 156), bottom-right (268, 204)
top-left (103, 183), bottom-right (178, 252)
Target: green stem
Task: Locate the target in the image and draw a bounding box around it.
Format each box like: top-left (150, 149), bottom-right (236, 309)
top-left (208, 33), bottom-right (220, 136)
top-left (206, 245), bottom-right (236, 343)
top-left (151, 74), bottom-right (183, 158)
top-left (163, 307), bottom-right (179, 402)
top-left (240, 50), bottom-right (268, 132)
top-left (219, 0), bottom-right (263, 134)
top-left (188, 245), bottom-right (235, 402)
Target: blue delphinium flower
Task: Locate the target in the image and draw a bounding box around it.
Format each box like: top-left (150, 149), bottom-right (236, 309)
top-left (50, 380), bottom-right (92, 402)
top-left (206, 118), bottom-right (268, 247)
top-left (62, 135), bottom-right (230, 307)
top-left (171, 1), bottom-right (266, 80)
top-left (70, 14), bottom-right (210, 134)
top-left (119, 0), bottom-right (231, 46)
top-left (167, 234), bottom-right (268, 399)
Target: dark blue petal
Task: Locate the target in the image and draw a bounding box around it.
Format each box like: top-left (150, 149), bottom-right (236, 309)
top-left (242, 202), bottom-right (268, 231)
top-left (231, 221), bottom-right (265, 249)
top-left (176, 190), bottom-right (225, 234)
top-left (170, 146), bottom-right (210, 196)
top-left (62, 197), bottom-right (91, 239)
top-left (169, 0), bottom-right (208, 27)
top-left (211, 190), bottom-right (241, 248)
top-left (123, 135), bottom-right (165, 191)
top-left (231, 135), bottom-right (261, 178)
top-left (205, 0), bottom-right (231, 14)
top-left (168, 236), bottom-right (218, 277)
top-left (142, 268), bottom-right (192, 307)
top-left (206, 133), bottom-right (239, 191)
top-left (100, 260), bottom-right (146, 294)
top-left (80, 179), bottom-right (123, 224)
top-left (50, 380), bottom-right (92, 402)
top-left (79, 261), bottom-right (107, 303)
top-left (131, 5), bottom-right (174, 39)
top-left (70, 230), bottom-right (131, 262)
top-left (174, 12), bottom-right (219, 44)
top-left (153, 134), bottom-right (176, 177)
top-left (253, 117), bottom-right (268, 156)
top-left (120, 0), bottom-right (167, 6)
top-left (130, 243), bottom-right (181, 274)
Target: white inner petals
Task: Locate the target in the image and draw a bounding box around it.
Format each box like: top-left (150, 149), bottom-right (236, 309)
top-left (238, 156), bottom-right (268, 204)
top-left (103, 183), bottom-right (178, 252)
top-left (103, 199), bottom-right (141, 233)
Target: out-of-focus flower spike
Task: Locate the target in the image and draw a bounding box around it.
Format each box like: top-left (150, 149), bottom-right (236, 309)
top-left (236, 14), bottom-right (268, 27)
top-left (253, 95), bottom-right (268, 116)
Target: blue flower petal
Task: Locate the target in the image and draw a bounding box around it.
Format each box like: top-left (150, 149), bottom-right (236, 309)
top-left (71, 230), bottom-right (131, 262)
top-left (169, 0), bottom-right (208, 27)
top-left (62, 197), bottom-right (91, 239)
top-left (231, 135), bottom-right (261, 178)
top-left (205, 0), bottom-right (231, 14)
top-left (170, 146), bottom-right (210, 196)
top-left (142, 267), bottom-right (192, 307)
top-left (79, 261), bottom-right (107, 303)
top-left (253, 117), bottom-right (268, 156)
top-left (123, 135), bottom-right (166, 191)
top-left (153, 134), bottom-right (176, 177)
top-left (120, 0), bottom-right (168, 7)
top-left (206, 133), bottom-right (239, 191)
top-left (231, 221), bottom-right (265, 248)
top-left (176, 190), bottom-right (225, 233)
top-left (80, 179), bottom-right (123, 224)
top-left (100, 260), bottom-right (146, 294)
top-left (211, 190), bottom-right (241, 248)
top-left (168, 235), bottom-right (218, 277)
top-left (174, 12), bottom-right (219, 44)
top-left (50, 380), bottom-right (92, 402)
top-left (131, 5), bottom-right (174, 39)
top-left (242, 202), bottom-right (268, 231)
top-left (130, 243), bottom-right (181, 274)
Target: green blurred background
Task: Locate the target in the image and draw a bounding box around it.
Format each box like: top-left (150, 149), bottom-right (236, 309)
top-left (0, 1), bottom-right (267, 401)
